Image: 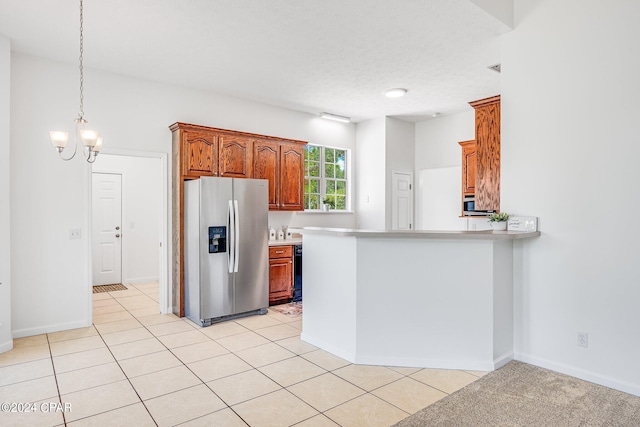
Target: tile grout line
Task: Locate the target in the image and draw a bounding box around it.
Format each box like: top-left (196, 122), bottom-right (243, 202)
top-left (45, 333), bottom-right (67, 427)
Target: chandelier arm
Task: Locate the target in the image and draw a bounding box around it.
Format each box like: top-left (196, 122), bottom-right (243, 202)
top-left (57, 132), bottom-right (79, 161)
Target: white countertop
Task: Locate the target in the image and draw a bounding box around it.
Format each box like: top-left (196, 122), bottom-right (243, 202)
top-left (268, 237), bottom-right (302, 246)
top-left (292, 227), bottom-right (540, 240)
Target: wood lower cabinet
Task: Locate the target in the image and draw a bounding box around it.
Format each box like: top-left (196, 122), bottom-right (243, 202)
top-left (268, 246), bottom-right (293, 304)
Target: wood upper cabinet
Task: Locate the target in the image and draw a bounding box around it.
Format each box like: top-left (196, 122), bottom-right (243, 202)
top-left (459, 140), bottom-right (476, 195)
top-left (253, 140), bottom-right (305, 211)
top-left (253, 141), bottom-right (280, 209)
top-left (219, 134), bottom-right (253, 178)
top-left (469, 95), bottom-right (500, 212)
top-left (268, 245), bottom-right (293, 304)
top-left (279, 144), bottom-right (304, 211)
top-left (184, 130), bottom-right (218, 177)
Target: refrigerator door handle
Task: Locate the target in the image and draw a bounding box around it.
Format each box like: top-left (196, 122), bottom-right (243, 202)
top-left (233, 199), bottom-right (240, 273)
top-left (227, 200), bottom-right (235, 273)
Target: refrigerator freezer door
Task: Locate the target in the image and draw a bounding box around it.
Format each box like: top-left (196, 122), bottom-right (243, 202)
top-left (199, 177), bottom-right (234, 319)
top-left (232, 178), bottom-right (269, 314)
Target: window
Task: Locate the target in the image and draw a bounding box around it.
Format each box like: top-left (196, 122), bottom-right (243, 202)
top-left (304, 145), bottom-right (348, 210)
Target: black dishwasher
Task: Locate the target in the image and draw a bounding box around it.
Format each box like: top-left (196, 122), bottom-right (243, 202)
top-left (292, 244), bottom-right (302, 302)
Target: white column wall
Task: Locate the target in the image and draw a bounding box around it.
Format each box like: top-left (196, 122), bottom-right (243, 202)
top-left (355, 118), bottom-right (386, 229)
top-left (10, 53), bottom-right (355, 337)
top-left (503, 0), bottom-right (640, 395)
top-left (0, 35), bottom-right (12, 353)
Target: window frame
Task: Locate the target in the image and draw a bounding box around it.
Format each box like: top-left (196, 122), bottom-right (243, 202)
top-left (304, 144), bottom-right (349, 211)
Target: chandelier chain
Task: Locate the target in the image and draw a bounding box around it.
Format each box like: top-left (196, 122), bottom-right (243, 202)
top-left (78, 0), bottom-right (84, 120)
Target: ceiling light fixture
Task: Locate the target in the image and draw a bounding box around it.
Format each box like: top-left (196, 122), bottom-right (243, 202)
top-left (319, 112), bottom-right (351, 123)
top-left (385, 88), bottom-right (407, 98)
top-left (49, 0), bottom-right (103, 163)
top-left (432, 112), bottom-right (441, 118)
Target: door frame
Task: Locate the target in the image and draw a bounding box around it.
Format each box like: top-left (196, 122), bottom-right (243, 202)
top-left (88, 149), bottom-right (170, 316)
top-left (391, 170), bottom-right (414, 230)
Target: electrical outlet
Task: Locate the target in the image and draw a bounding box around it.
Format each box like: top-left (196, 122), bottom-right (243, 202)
top-left (69, 228), bottom-right (81, 239)
top-left (577, 332), bottom-right (588, 348)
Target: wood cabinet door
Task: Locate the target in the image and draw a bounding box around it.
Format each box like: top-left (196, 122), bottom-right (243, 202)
top-left (219, 134), bottom-right (253, 178)
top-left (184, 131), bottom-right (217, 177)
top-left (253, 141), bottom-right (280, 209)
top-left (474, 101), bottom-right (500, 211)
top-left (279, 144), bottom-right (304, 211)
top-left (269, 257), bottom-right (292, 303)
top-left (459, 140), bottom-right (476, 195)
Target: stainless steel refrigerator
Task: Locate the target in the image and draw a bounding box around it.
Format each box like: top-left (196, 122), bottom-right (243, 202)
top-left (184, 177), bottom-right (269, 326)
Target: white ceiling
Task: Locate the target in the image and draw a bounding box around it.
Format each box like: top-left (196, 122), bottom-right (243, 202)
top-left (0, 0), bottom-right (511, 122)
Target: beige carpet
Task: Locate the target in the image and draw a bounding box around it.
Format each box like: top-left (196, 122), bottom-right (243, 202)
top-left (394, 361), bottom-right (640, 427)
top-left (92, 283), bottom-right (127, 293)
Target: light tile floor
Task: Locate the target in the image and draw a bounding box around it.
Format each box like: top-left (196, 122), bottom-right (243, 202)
top-left (0, 282), bottom-right (487, 426)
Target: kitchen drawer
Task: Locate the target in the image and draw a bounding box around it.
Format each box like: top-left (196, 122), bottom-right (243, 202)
top-left (269, 245), bottom-right (292, 258)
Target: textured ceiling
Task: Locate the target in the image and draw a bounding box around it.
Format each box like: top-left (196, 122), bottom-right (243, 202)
top-left (0, 0), bottom-right (511, 122)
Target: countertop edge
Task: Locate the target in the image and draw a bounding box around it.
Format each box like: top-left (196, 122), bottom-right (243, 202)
top-left (290, 227), bottom-right (540, 240)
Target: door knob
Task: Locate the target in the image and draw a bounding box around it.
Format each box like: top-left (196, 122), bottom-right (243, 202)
top-left (115, 234), bottom-right (120, 238)
top-left (115, 226), bottom-right (120, 230)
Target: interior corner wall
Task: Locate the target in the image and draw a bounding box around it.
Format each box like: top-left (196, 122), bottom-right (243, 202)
top-left (9, 53), bottom-right (355, 337)
top-left (384, 117), bottom-right (416, 230)
top-left (92, 154), bottom-right (161, 284)
top-left (503, 0), bottom-right (640, 395)
top-left (355, 118), bottom-right (386, 229)
top-left (0, 34), bottom-right (12, 353)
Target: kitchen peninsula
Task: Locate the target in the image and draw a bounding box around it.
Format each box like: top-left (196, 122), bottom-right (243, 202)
top-left (296, 227), bottom-right (539, 371)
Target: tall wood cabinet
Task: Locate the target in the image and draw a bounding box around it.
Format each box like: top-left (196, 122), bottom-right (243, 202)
top-left (469, 95), bottom-right (500, 211)
top-left (170, 122), bottom-right (306, 316)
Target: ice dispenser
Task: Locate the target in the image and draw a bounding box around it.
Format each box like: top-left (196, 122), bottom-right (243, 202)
top-left (208, 226), bottom-right (227, 253)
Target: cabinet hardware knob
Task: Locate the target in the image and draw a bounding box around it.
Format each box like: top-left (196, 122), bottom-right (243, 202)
top-left (115, 234), bottom-right (120, 238)
top-left (115, 226), bottom-right (120, 230)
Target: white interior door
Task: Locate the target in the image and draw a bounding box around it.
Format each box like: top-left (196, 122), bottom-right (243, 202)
top-left (92, 173), bottom-right (122, 285)
top-left (391, 171), bottom-right (413, 230)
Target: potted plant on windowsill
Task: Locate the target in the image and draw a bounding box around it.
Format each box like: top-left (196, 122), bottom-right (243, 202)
top-left (488, 212), bottom-right (509, 231)
top-left (321, 197), bottom-right (335, 212)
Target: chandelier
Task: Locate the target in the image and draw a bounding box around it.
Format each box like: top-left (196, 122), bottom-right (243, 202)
top-left (49, 0), bottom-right (103, 163)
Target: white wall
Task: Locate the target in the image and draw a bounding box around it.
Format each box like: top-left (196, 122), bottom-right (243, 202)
top-left (504, 0), bottom-right (640, 395)
top-left (10, 53), bottom-right (355, 337)
top-left (385, 117), bottom-right (415, 229)
top-left (0, 35), bottom-right (12, 353)
top-left (414, 110), bottom-right (475, 229)
top-left (92, 154), bottom-right (161, 284)
top-left (355, 118), bottom-right (386, 229)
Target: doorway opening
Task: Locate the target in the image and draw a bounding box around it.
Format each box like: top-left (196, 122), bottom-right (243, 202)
top-left (90, 151), bottom-right (169, 316)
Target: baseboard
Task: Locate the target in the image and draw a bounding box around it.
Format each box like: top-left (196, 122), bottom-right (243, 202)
top-left (12, 319), bottom-right (92, 339)
top-left (300, 333), bottom-right (356, 363)
top-left (0, 340), bottom-right (14, 354)
top-left (123, 276), bottom-right (159, 285)
top-left (354, 354), bottom-right (497, 371)
top-left (515, 352), bottom-right (640, 397)
top-left (493, 352), bottom-right (514, 369)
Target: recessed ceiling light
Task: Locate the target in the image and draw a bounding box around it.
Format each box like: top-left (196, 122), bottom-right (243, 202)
top-left (385, 88), bottom-right (407, 98)
top-left (432, 112), bottom-right (441, 118)
top-left (319, 112), bottom-right (351, 123)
